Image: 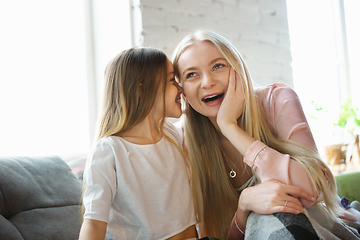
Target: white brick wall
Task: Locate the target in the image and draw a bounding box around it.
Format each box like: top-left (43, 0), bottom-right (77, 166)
top-left (131, 0), bottom-right (293, 86)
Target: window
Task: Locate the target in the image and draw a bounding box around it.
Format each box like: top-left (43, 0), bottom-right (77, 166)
top-left (286, 0), bottom-right (359, 155)
top-left (343, 0), bottom-right (360, 104)
top-left (0, 0), bottom-right (131, 157)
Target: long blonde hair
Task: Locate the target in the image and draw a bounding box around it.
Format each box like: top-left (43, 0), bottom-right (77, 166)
top-left (172, 29), bottom-right (341, 239)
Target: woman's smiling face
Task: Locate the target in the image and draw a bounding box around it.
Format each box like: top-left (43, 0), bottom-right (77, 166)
top-left (177, 41), bottom-right (231, 118)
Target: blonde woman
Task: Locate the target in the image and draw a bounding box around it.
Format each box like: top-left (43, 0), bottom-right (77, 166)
top-left (172, 29), bottom-right (360, 240)
top-left (79, 47), bottom-right (197, 240)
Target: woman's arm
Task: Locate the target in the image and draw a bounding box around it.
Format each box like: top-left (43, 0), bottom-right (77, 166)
top-left (218, 70), bottom-right (318, 199)
top-left (216, 68), bottom-right (255, 155)
top-left (219, 71), bottom-right (318, 239)
top-left (245, 85), bottom-right (320, 205)
top-left (218, 69), bottom-right (318, 190)
top-left (79, 219), bottom-right (107, 240)
top-left (227, 179), bottom-right (314, 240)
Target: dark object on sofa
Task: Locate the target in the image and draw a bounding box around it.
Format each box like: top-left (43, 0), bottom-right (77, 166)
top-left (0, 156), bottom-right (83, 240)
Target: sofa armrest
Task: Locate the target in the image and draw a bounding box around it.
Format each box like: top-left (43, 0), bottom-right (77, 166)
top-left (0, 155), bottom-right (83, 240)
top-left (335, 171), bottom-right (360, 203)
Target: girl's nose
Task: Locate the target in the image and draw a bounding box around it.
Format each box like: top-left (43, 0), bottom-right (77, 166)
top-left (201, 74), bottom-right (216, 89)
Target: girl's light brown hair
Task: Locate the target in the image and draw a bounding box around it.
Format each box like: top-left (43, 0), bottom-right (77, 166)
top-left (97, 47), bottom-right (168, 140)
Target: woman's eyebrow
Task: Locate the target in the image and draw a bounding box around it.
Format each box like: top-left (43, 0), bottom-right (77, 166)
top-left (209, 57), bottom-right (226, 66)
top-left (181, 57), bottom-right (226, 75)
top-left (182, 66), bottom-right (197, 75)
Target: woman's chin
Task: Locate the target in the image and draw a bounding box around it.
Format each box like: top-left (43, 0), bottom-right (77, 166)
top-left (197, 107), bottom-right (220, 119)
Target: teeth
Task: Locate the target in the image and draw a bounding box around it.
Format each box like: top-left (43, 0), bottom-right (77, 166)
top-left (202, 93), bottom-right (224, 103)
top-left (204, 94), bottom-right (218, 100)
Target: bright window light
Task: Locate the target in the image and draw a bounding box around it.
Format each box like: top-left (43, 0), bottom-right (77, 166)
top-left (286, 0), bottom-right (360, 155)
top-left (0, 0), bottom-right (131, 157)
top-left (0, 1), bottom-right (89, 157)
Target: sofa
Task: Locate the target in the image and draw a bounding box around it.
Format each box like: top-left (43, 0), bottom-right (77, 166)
top-left (0, 156), bottom-right (83, 240)
top-left (335, 171), bottom-right (360, 204)
top-left (1, 155), bottom-right (358, 240)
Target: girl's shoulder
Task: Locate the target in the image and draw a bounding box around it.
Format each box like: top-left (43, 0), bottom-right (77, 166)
top-left (86, 136), bottom-right (125, 167)
top-left (96, 135), bottom-right (120, 145)
top-left (90, 135), bottom-right (127, 154)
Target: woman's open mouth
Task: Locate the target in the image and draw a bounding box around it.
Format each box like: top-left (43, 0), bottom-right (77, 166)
top-left (202, 93), bottom-right (224, 104)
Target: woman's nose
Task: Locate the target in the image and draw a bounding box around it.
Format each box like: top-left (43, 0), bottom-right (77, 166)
top-left (201, 74), bottom-right (216, 89)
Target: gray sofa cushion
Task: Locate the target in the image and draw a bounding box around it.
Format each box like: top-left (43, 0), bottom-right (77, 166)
top-left (0, 156), bottom-right (82, 240)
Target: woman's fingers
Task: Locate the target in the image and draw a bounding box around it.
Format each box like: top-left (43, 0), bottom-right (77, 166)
top-left (239, 180), bottom-right (314, 215)
top-left (228, 67), bottom-right (236, 91)
top-left (228, 67), bottom-right (243, 94)
top-left (276, 196), bottom-right (305, 214)
top-left (280, 183), bottom-right (316, 202)
top-left (274, 182), bottom-right (315, 213)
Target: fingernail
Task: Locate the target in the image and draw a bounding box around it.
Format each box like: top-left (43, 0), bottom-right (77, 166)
top-left (311, 197), bottom-right (316, 201)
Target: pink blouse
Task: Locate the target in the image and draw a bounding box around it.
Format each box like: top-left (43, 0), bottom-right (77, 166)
top-left (243, 83), bottom-right (318, 207)
top-left (228, 84), bottom-right (358, 239)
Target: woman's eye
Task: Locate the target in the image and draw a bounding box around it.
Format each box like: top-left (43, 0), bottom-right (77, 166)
top-left (213, 63), bottom-right (225, 70)
top-left (186, 72), bottom-right (196, 79)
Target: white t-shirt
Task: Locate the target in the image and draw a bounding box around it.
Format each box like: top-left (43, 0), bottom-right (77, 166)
top-left (83, 122), bottom-right (196, 240)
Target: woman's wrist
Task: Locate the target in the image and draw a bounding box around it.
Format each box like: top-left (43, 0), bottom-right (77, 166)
top-left (238, 188), bottom-right (252, 218)
top-left (217, 119), bottom-right (238, 135)
top-left (218, 123), bottom-right (256, 163)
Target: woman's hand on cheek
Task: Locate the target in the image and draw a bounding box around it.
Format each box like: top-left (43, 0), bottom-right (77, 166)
top-left (238, 180), bottom-right (310, 216)
top-left (217, 68), bottom-right (245, 132)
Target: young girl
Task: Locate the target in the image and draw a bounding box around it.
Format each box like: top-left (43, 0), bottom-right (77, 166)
top-left (79, 47), bottom-right (197, 240)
